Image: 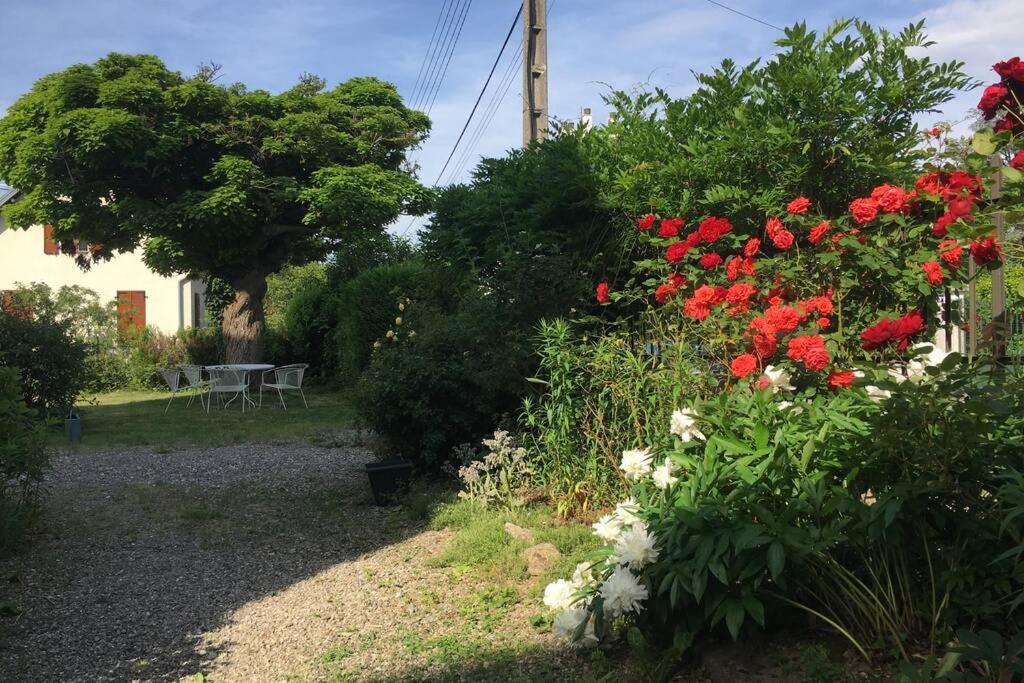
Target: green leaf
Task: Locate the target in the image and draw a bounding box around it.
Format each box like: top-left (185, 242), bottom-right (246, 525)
top-left (767, 541), bottom-right (785, 580)
top-left (1002, 166), bottom-right (1023, 184)
top-left (972, 130), bottom-right (997, 156)
top-left (725, 599), bottom-right (745, 640)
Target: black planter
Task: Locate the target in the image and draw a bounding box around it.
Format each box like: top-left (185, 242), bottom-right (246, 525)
top-left (365, 460), bottom-right (413, 506)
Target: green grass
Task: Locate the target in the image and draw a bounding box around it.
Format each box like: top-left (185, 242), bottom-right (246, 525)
top-left (428, 499), bottom-right (601, 586)
top-left (51, 386), bottom-right (357, 450)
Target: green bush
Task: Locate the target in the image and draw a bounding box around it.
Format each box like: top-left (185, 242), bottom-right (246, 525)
top-left (0, 367), bottom-right (50, 552)
top-left (330, 259), bottom-right (454, 380)
top-left (356, 293), bottom-right (522, 467)
top-left (0, 304), bottom-right (87, 414)
top-left (116, 327), bottom-right (188, 389)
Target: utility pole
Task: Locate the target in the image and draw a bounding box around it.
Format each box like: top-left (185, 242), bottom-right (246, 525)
top-left (522, 0), bottom-right (548, 145)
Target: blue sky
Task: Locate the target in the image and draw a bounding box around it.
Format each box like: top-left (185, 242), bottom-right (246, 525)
top-left (0, 0), bottom-right (1019, 234)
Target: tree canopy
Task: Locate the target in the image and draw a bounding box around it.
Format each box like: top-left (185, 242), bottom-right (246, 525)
top-left (0, 53), bottom-right (431, 360)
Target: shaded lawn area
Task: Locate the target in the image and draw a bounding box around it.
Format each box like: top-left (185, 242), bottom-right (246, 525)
top-left (51, 386), bottom-right (357, 450)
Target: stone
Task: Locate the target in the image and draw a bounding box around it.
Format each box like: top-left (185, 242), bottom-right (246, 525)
top-left (522, 542), bottom-right (560, 576)
top-left (503, 522), bottom-right (535, 543)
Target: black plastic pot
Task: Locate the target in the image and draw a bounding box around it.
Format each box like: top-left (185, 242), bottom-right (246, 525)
top-left (365, 460), bottom-right (413, 506)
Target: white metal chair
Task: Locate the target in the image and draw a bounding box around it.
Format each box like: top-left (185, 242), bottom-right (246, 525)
top-left (180, 365), bottom-right (212, 409)
top-left (206, 367), bottom-right (249, 413)
top-left (260, 364), bottom-right (309, 409)
top-left (159, 368), bottom-right (184, 414)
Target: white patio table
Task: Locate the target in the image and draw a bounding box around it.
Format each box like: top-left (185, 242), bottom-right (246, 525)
top-left (206, 364), bottom-right (274, 409)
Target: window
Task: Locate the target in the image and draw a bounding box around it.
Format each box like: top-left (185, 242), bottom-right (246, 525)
top-left (192, 292), bottom-right (203, 328)
top-left (116, 291), bottom-right (146, 334)
top-left (42, 225), bottom-right (59, 255)
top-left (76, 240), bottom-right (90, 254)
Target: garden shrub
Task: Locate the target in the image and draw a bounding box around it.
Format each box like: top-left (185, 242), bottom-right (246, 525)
top-left (330, 259), bottom-right (454, 380)
top-left (280, 278), bottom-right (338, 375)
top-left (0, 367), bottom-right (49, 552)
top-left (357, 292), bottom-right (524, 467)
top-left (538, 43), bottom-right (1024, 666)
top-left (0, 300), bottom-right (87, 414)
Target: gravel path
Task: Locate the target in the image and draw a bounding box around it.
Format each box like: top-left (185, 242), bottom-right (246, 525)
top-left (0, 443), bottom-right (578, 682)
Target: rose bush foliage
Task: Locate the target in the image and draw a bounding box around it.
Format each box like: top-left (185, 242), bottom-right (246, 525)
top-left (546, 55), bottom-right (1024, 660)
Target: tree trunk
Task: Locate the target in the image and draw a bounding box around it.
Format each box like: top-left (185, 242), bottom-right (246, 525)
top-left (222, 271), bottom-right (268, 363)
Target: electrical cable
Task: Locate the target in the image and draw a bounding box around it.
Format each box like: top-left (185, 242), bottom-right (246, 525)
top-left (704, 0), bottom-right (783, 32)
top-left (423, 0), bottom-right (474, 115)
top-left (430, 2), bottom-right (522, 187)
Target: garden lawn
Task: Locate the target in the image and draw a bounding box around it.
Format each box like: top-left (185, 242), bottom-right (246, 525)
top-left (50, 386), bottom-right (356, 450)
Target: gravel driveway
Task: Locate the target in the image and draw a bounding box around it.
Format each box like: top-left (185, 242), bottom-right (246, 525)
top-left (0, 443), bottom-right (448, 681)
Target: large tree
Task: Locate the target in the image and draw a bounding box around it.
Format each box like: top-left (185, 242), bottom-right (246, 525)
top-left (0, 54), bottom-right (431, 361)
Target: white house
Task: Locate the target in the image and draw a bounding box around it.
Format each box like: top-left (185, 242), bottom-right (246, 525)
top-left (0, 187), bottom-right (207, 334)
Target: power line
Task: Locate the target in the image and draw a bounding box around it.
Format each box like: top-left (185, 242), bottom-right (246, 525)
top-left (445, 0), bottom-right (556, 184)
top-left (431, 3), bottom-right (522, 186)
top-left (704, 0), bottom-right (783, 32)
top-left (408, 0), bottom-right (452, 108)
top-left (446, 44), bottom-right (522, 184)
top-left (423, 0), bottom-right (474, 115)
top-left (411, 0), bottom-right (462, 110)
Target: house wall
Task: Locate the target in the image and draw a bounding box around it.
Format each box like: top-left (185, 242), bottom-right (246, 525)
top-left (0, 222), bottom-right (204, 333)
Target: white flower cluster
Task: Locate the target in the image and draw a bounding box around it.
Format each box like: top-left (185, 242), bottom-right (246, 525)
top-left (547, 407), bottom-right (706, 645)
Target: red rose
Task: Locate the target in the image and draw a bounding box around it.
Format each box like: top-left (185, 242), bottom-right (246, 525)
top-left (596, 281), bottom-right (610, 304)
top-left (755, 376), bottom-right (772, 390)
top-left (668, 273), bottom-right (687, 289)
top-left (994, 57), bottom-right (1024, 83)
top-left (945, 171), bottom-right (982, 199)
top-left (971, 237), bottom-right (1003, 265)
top-left (979, 83), bottom-right (1009, 119)
top-left (692, 284), bottom-right (722, 305)
top-left (802, 346), bottom-right (830, 371)
top-left (637, 214), bottom-right (656, 231)
top-left (753, 332), bottom-right (778, 359)
top-left (764, 305), bottom-right (803, 334)
top-left (892, 310), bottom-right (925, 350)
top-left (932, 213), bottom-right (954, 237)
top-left (849, 197), bottom-right (879, 224)
top-left (870, 185), bottom-right (908, 213)
top-left (699, 252), bottom-right (723, 269)
top-left (994, 116), bottom-right (1020, 134)
top-left (817, 317), bottom-right (830, 329)
top-left (744, 237), bottom-right (760, 257)
top-left (683, 298), bottom-right (710, 319)
top-left (730, 353), bottom-right (759, 378)
top-left (861, 318), bottom-right (897, 350)
top-left (915, 172), bottom-right (943, 196)
top-left (799, 294), bottom-right (833, 316)
top-left (683, 231), bottom-right (702, 249)
top-left (658, 217), bottom-right (685, 238)
top-left (808, 221), bottom-right (830, 245)
top-left (786, 196), bottom-right (811, 214)
top-left (765, 216), bottom-right (784, 238)
top-left (939, 239), bottom-right (963, 268)
top-left (725, 256), bottom-right (741, 281)
top-left (827, 370), bottom-right (854, 390)
top-left (666, 242), bottom-right (690, 263)
top-left (947, 198), bottom-right (974, 220)
top-left (1011, 151), bottom-right (1024, 171)
top-left (928, 127), bottom-right (941, 137)
top-left (697, 216), bottom-right (733, 244)
top-left (772, 228), bottom-right (794, 250)
top-left (655, 284), bottom-right (675, 304)
top-left (920, 261), bottom-right (943, 286)
top-left (742, 256), bottom-right (757, 277)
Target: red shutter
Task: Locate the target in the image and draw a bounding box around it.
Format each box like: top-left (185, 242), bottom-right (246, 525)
top-left (43, 224), bottom-right (60, 255)
top-left (117, 291), bottom-right (146, 334)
